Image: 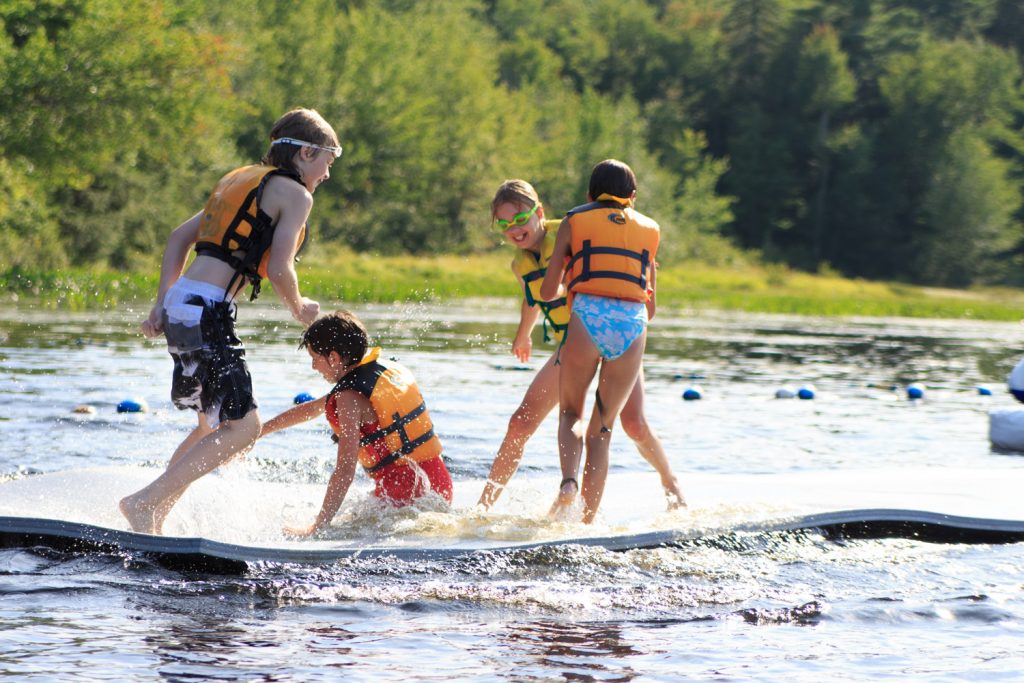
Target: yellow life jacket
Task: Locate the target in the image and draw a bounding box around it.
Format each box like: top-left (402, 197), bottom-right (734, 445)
top-left (194, 165), bottom-right (306, 300)
top-left (511, 219), bottom-right (570, 343)
top-left (566, 194), bottom-right (659, 302)
top-left (326, 348), bottom-right (443, 477)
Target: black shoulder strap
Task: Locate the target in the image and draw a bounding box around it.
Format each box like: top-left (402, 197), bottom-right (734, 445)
top-left (331, 360), bottom-right (385, 399)
top-left (565, 199), bottom-right (621, 218)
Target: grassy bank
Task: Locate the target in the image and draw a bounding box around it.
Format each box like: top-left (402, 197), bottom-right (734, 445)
top-left (3, 254), bottom-right (1023, 321)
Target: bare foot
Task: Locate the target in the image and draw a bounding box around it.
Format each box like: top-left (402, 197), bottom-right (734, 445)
top-left (663, 478), bottom-right (687, 510)
top-left (548, 477), bottom-right (578, 517)
top-left (119, 495), bottom-right (157, 535)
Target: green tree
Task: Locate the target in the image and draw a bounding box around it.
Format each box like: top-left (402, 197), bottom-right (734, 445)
top-left (0, 0), bottom-right (237, 267)
top-left (915, 129), bottom-right (1019, 285)
top-left (792, 23), bottom-right (857, 264)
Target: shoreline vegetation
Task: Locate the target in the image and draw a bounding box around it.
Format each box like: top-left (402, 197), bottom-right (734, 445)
top-left (3, 254), bottom-right (1023, 322)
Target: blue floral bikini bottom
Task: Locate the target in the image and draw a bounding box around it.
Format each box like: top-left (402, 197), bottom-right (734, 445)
top-left (571, 293), bottom-right (648, 361)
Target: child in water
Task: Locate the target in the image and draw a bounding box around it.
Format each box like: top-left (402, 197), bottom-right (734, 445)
top-left (260, 310), bottom-right (453, 537)
top-left (477, 178), bottom-right (684, 514)
top-left (539, 160), bottom-right (667, 523)
top-left (120, 108), bottom-right (340, 535)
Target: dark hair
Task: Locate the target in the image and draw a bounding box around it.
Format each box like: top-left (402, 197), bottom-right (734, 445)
top-left (588, 159), bottom-right (637, 200)
top-left (261, 108), bottom-right (340, 174)
top-left (300, 310), bottom-right (369, 366)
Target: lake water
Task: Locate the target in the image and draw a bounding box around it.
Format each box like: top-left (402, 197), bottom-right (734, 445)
top-left (2, 300), bottom-right (1024, 681)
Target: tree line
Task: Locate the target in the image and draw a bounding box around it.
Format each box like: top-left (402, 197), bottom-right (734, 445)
top-left (1, 0), bottom-right (1022, 287)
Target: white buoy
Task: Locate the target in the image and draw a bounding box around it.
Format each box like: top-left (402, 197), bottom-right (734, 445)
top-left (990, 410), bottom-right (1024, 450)
top-left (775, 386), bottom-right (796, 399)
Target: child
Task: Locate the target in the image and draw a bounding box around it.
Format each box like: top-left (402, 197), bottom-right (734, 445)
top-left (539, 160), bottom-right (664, 523)
top-left (261, 310), bottom-right (453, 538)
top-left (119, 108), bottom-right (341, 535)
top-left (477, 179), bottom-right (684, 513)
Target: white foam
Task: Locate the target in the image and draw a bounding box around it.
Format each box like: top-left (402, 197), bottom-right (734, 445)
top-left (2, 464), bottom-right (1023, 552)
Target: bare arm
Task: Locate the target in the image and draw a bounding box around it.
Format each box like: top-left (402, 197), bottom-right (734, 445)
top-left (511, 263), bottom-right (542, 363)
top-left (284, 391), bottom-right (362, 537)
top-left (538, 218), bottom-right (571, 302)
top-left (263, 177), bottom-right (320, 327)
top-left (646, 261), bottom-right (657, 321)
top-left (260, 396), bottom-right (327, 437)
top-left (142, 211), bottom-right (203, 338)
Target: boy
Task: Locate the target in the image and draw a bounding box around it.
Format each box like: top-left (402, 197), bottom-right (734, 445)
top-left (120, 108), bottom-right (340, 535)
top-left (261, 310), bottom-right (453, 537)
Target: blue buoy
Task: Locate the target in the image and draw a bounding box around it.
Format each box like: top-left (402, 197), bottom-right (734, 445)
top-left (977, 385), bottom-right (993, 396)
top-left (293, 392), bottom-right (316, 405)
top-left (775, 386), bottom-right (797, 399)
top-left (797, 384), bottom-right (816, 400)
top-left (682, 386), bottom-right (703, 401)
top-left (907, 383), bottom-right (925, 400)
top-left (116, 398), bottom-right (148, 413)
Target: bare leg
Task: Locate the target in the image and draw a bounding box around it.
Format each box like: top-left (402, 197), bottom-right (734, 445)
top-left (579, 331), bottom-right (647, 524)
top-left (120, 410), bottom-right (261, 534)
top-left (478, 354), bottom-right (560, 508)
top-left (152, 413), bottom-right (216, 524)
top-left (549, 314), bottom-right (601, 517)
top-left (620, 372), bottom-right (686, 509)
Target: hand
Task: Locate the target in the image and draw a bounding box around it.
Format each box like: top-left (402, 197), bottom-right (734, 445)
top-left (294, 297), bottom-right (321, 328)
top-left (141, 305), bottom-right (164, 339)
top-left (283, 523), bottom-right (318, 538)
top-left (512, 334), bottom-right (532, 363)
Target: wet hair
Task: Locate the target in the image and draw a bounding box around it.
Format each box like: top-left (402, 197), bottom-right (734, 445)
top-left (588, 159), bottom-right (637, 200)
top-left (491, 179), bottom-right (540, 219)
top-left (300, 310), bottom-right (369, 366)
top-left (261, 108), bottom-right (340, 174)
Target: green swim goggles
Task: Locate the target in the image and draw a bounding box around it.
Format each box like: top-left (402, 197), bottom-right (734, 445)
top-left (494, 203), bottom-right (540, 231)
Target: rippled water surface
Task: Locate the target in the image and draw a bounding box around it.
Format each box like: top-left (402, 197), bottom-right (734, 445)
top-left (2, 301), bottom-right (1024, 681)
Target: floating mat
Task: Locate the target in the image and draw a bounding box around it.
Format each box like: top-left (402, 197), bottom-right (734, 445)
top-left (1, 465), bottom-right (1022, 573)
top-left (2, 509), bottom-right (1024, 575)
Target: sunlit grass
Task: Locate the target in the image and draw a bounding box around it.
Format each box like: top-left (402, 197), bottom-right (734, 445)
top-left (4, 254), bottom-right (1024, 321)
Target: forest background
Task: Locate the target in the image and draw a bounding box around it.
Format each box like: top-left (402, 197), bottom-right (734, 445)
top-left (1, 0), bottom-right (1023, 302)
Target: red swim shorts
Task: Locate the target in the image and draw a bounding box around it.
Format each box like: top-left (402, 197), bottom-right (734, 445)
top-left (373, 456), bottom-right (453, 506)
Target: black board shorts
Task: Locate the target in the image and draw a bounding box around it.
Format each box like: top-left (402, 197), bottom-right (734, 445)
top-left (163, 294), bottom-right (257, 426)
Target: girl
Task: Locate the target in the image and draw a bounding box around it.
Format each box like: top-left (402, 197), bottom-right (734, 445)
top-left (120, 108), bottom-right (341, 535)
top-left (539, 160), bottom-right (668, 523)
top-left (477, 177), bottom-right (683, 517)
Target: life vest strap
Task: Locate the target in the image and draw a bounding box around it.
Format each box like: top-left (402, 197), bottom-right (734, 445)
top-left (520, 267), bottom-right (546, 307)
top-left (567, 240), bottom-right (650, 292)
top-left (364, 427), bottom-right (437, 474)
top-left (358, 402), bottom-right (426, 447)
top-left (565, 199), bottom-right (623, 217)
top-left (538, 298), bottom-right (568, 343)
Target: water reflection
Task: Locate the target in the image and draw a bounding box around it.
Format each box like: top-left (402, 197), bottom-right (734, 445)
top-left (504, 619), bottom-right (642, 682)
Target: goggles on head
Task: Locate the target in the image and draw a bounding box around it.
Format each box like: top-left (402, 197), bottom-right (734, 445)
top-left (494, 203), bottom-right (540, 231)
top-left (272, 137), bottom-right (343, 159)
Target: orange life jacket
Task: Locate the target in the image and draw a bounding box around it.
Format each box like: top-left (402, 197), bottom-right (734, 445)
top-left (194, 165), bottom-right (306, 300)
top-left (325, 348), bottom-right (443, 477)
top-left (565, 195), bottom-right (659, 302)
